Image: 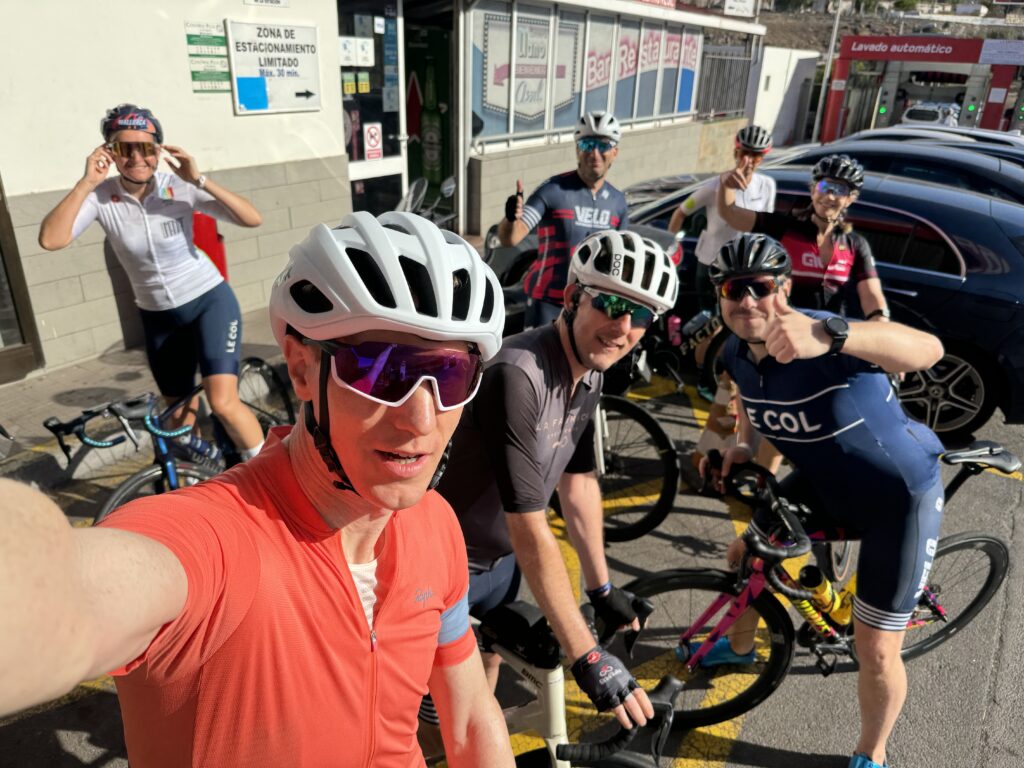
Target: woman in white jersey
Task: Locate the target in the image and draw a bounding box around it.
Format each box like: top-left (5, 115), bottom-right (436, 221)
top-left (39, 104), bottom-right (265, 463)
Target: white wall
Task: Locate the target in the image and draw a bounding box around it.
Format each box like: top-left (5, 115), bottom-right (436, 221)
top-left (752, 47), bottom-right (820, 146)
top-left (0, 0), bottom-right (344, 196)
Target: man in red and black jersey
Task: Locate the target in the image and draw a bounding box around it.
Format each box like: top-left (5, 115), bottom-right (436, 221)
top-left (499, 111), bottom-right (630, 328)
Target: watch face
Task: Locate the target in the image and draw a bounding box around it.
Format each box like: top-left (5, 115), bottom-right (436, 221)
top-left (825, 316), bottom-right (849, 337)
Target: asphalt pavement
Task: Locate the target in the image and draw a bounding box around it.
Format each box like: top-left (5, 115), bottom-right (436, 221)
top-left (0, 316), bottom-right (1022, 766)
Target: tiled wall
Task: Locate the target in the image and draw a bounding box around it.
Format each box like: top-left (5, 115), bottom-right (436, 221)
top-left (7, 155), bottom-right (351, 369)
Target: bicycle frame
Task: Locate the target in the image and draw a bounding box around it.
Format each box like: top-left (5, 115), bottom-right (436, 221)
top-left (492, 642), bottom-right (572, 768)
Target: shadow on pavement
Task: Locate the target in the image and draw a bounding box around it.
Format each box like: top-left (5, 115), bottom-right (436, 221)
top-left (1, 691), bottom-right (126, 767)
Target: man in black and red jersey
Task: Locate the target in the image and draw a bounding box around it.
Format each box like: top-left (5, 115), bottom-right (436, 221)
top-left (498, 111), bottom-right (631, 329)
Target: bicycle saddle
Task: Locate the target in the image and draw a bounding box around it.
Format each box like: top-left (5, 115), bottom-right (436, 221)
top-left (478, 601), bottom-right (561, 669)
top-left (942, 440), bottom-right (1021, 475)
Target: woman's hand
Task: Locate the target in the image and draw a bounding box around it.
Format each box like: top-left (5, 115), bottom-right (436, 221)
top-left (84, 145), bottom-right (114, 187)
top-left (162, 145), bottom-right (202, 186)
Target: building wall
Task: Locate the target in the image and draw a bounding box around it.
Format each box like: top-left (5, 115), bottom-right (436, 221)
top-left (751, 48), bottom-right (821, 147)
top-left (7, 157), bottom-right (350, 368)
top-left (0, 0), bottom-right (350, 370)
top-left (467, 118), bottom-right (745, 235)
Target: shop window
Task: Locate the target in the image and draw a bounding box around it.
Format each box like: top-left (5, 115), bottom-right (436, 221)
top-left (677, 28), bottom-right (701, 113)
top-left (658, 27), bottom-right (682, 115)
top-left (585, 15), bottom-right (615, 115)
top-left (471, 0), bottom-right (512, 139)
top-left (614, 20), bottom-right (639, 120)
top-left (512, 5), bottom-right (552, 134)
top-left (635, 23), bottom-right (662, 119)
top-left (552, 10), bottom-right (585, 129)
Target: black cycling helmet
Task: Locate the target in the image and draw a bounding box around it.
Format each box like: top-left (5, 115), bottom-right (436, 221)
top-left (735, 124), bottom-right (773, 153)
top-left (710, 233), bottom-right (791, 285)
top-left (101, 103), bottom-right (163, 144)
top-left (812, 153), bottom-right (864, 191)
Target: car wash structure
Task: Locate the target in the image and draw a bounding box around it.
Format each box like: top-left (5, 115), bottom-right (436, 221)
top-left (821, 35), bottom-right (1024, 141)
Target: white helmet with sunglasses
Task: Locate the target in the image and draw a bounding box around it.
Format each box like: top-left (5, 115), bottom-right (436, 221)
top-left (568, 230), bottom-right (679, 316)
top-left (270, 211), bottom-right (504, 359)
top-left (269, 211), bottom-right (505, 493)
top-left (574, 111), bottom-right (621, 145)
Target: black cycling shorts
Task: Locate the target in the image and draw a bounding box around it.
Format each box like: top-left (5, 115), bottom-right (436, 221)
top-left (138, 281), bottom-right (242, 397)
top-left (750, 470), bottom-right (945, 632)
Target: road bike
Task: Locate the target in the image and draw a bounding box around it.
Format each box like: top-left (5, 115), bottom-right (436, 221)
top-left (615, 441), bottom-right (1017, 729)
top-left (551, 393), bottom-right (680, 543)
top-left (43, 356), bottom-right (294, 523)
top-left (478, 600), bottom-right (684, 767)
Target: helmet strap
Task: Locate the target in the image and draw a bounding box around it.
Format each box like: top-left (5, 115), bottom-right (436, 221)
top-left (562, 290), bottom-right (587, 368)
top-left (304, 350), bottom-right (356, 492)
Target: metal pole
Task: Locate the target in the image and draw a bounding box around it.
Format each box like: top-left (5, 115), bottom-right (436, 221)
top-left (811, 1), bottom-right (843, 143)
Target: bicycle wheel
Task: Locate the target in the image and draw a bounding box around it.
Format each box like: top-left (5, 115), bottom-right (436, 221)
top-left (697, 325), bottom-right (730, 397)
top-left (238, 356), bottom-right (295, 431)
top-left (93, 462), bottom-right (218, 525)
top-left (899, 533), bottom-right (1009, 662)
top-left (621, 569), bottom-right (794, 729)
top-left (598, 395), bottom-right (679, 542)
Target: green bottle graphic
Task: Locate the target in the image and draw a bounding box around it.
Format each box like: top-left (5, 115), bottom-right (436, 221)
top-left (421, 57), bottom-right (443, 185)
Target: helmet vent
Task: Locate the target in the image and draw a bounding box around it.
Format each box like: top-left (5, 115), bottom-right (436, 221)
top-left (383, 222), bottom-right (413, 237)
top-left (621, 255), bottom-right (636, 284)
top-left (399, 256), bottom-right (438, 317)
top-left (347, 247), bottom-right (398, 308)
top-left (481, 280), bottom-right (495, 323)
top-left (575, 242), bottom-right (594, 266)
top-left (290, 280), bottom-right (334, 314)
top-left (451, 269), bottom-right (471, 320)
top-left (657, 273), bottom-right (670, 300)
top-left (594, 240), bottom-right (614, 273)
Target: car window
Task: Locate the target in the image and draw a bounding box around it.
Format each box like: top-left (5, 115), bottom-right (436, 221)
top-left (905, 222), bottom-right (961, 275)
top-left (844, 206), bottom-right (913, 265)
top-left (847, 154), bottom-right (891, 174)
top-left (891, 159), bottom-right (1021, 204)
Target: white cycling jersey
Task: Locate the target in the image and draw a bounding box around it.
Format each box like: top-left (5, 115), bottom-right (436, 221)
top-left (680, 173), bottom-right (776, 266)
top-left (72, 171), bottom-right (234, 312)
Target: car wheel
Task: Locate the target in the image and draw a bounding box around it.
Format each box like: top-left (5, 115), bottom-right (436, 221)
top-left (897, 343), bottom-right (999, 445)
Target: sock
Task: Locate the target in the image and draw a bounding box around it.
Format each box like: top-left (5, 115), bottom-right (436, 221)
top-left (238, 441), bottom-right (265, 461)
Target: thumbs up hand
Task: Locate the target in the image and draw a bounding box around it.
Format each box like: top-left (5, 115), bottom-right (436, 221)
top-left (505, 179), bottom-right (524, 222)
top-left (763, 292), bottom-right (830, 363)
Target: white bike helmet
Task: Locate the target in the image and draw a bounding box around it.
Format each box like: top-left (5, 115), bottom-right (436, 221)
top-left (568, 230), bottom-right (679, 316)
top-left (270, 211), bottom-right (504, 361)
top-left (574, 111), bottom-right (621, 145)
top-left (269, 211), bottom-right (504, 494)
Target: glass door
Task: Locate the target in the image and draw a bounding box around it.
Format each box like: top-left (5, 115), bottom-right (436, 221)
top-left (338, 0), bottom-right (408, 214)
top-left (0, 172), bottom-right (42, 383)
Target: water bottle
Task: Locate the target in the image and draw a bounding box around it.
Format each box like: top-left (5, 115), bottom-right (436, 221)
top-left (681, 309), bottom-right (713, 338)
top-left (798, 565), bottom-right (852, 625)
top-left (667, 315), bottom-right (682, 347)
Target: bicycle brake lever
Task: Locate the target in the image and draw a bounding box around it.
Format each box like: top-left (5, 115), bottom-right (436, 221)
top-left (623, 595), bottom-right (655, 657)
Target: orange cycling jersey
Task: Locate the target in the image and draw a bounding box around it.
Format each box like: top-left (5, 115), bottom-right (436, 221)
top-left (99, 427), bottom-right (475, 767)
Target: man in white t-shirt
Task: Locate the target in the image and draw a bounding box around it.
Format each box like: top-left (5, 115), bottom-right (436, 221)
top-left (670, 124), bottom-right (776, 314)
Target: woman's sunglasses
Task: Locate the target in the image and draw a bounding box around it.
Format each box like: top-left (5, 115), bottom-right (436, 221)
top-left (719, 276), bottom-right (782, 302)
top-left (107, 141), bottom-right (159, 159)
top-left (814, 179), bottom-right (853, 198)
top-left (304, 339), bottom-right (484, 411)
top-left (581, 286), bottom-right (656, 329)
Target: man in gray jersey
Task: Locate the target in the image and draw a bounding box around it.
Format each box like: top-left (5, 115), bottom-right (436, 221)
top-left (437, 229), bottom-right (678, 729)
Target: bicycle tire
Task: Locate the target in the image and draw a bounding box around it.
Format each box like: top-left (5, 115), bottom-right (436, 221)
top-left (697, 326), bottom-right (730, 396)
top-left (899, 532), bottom-right (1009, 662)
top-left (93, 462), bottom-right (218, 525)
top-left (621, 569), bottom-right (794, 729)
top-left (238, 356), bottom-right (295, 430)
top-left (598, 395), bottom-right (679, 542)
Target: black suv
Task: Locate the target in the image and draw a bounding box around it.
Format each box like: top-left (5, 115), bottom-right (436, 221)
top-left (626, 166), bottom-right (1024, 442)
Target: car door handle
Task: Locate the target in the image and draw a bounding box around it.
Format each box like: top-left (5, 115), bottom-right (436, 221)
top-left (883, 287), bottom-right (918, 298)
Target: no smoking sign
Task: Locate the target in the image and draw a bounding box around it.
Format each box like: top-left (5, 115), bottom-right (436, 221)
top-left (364, 122), bottom-right (383, 160)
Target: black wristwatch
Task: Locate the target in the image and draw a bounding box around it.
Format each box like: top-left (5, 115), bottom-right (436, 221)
top-left (821, 316), bottom-right (849, 356)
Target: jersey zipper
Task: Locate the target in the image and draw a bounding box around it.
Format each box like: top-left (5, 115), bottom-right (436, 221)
top-left (362, 516), bottom-right (401, 767)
